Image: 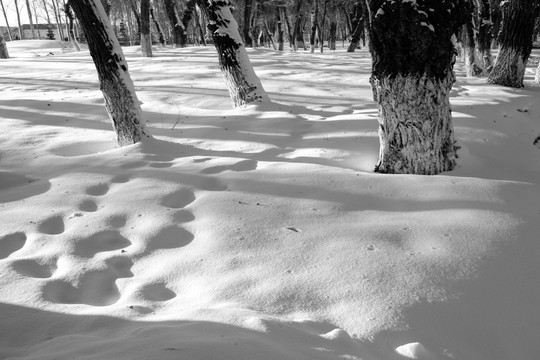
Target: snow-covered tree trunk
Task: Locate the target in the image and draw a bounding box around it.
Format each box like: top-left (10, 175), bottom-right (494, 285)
top-left (140, 0), bottom-right (152, 57)
top-left (201, 0), bottom-right (269, 108)
top-left (488, 0), bottom-right (540, 88)
top-left (463, 22), bottom-right (484, 77)
top-left (69, 0), bottom-right (149, 146)
top-left (0, 34), bottom-right (8, 59)
top-left (370, 0), bottom-right (470, 175)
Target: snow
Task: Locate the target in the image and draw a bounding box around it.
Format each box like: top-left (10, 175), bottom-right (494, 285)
top-left (1, 40), bottom-right (540, 360)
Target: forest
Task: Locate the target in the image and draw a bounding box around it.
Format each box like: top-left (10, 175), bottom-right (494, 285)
top-left (1, 1), bottom-right (540, 360)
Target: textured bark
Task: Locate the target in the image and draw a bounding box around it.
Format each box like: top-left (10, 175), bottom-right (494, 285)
top-left (193, 5), bottom-right (206, 46)
top-left (370, 0), bottom-right (470, 175)
top-left (201, 0), bottom-right (269, 108)
top-left (291, 0), bottom-right (304, 51)
top-left (0, 34), bottom-right (8, 59)
top-left (373, 74), bottom-right (458, 174)
top-left (141, 0), bottom-right (153, 56)
top-left (69, 0), bottom-right (149, 146)
top-left (488, 0), bottom-right (540, 88)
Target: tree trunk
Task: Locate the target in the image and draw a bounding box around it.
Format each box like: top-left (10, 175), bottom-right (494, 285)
top-left (64, 3), bottom-right (81, 51)
top-left (200, 0), bottom-right (269, 108)
top-left (51, 0), bottom-right (64, 40)
top-left (488, 0), bottom-right (540, 88)
top-left (0, 0), bottom-right (12, 41)
top-left (347, 1), bottom-right (363, 52)
top-left (193, 4), bottom-right (206, 45)
top-left (291, 0), bottom-right (304, 51)
top-left (310, 0), bottom-right (319, 53)
top-left (477, 0), bottom-right (493, 71)
top-left (25, 0), bottom-right (36, 38)
top-left (243, 0), bottom-right (253, 46)
top-left (140, 0), bottom-right (152, 56)
top-left (329, 7), bottom-right (337, 50)
top-left (370, 0), bottom-right (470, 175)
top-left (163, 0), bottom-right (183, 47)
top-left (463, 21), bottom-right (483, 76)
top-left (0, 33), bottom-right (8, 58)
top-left (68, 0), bottom-right (149, 146)
top-left (179, 0), bottom-right (197, 47)
top-left (282, 7), bottom-right (293, 48)
top-left (14, 0), bottom-right (23, 39)
top-left (536, 62), bottom-right (540, 83)
top-left (150, 5), bottom-right (166, 46)
top-left (319, 0), bottom-right (328, 53)
top-left (276, 7), bottom-right (284, 51)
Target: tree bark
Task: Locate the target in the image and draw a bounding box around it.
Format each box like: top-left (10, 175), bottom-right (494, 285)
top-left (370, 0), bottom-right (470, 175)
top-left (200, 0), bottom-right (269, 108)
top-left (0, 0), bottom-right (12, 41)
top-left (463, 20), bottom-right (483, 76)
top-left (488, 0), bottom-right (540, 88)
top-left (0, 33), bottom-right (8, 58)
top-left (291, 0), bottom-right (304, 51)
top-left (141, 0), bottom-right (153, 56)
top-left (179, 0), bottom-right (197, 47)
top-left (68, 0), bottom-right (149, 146)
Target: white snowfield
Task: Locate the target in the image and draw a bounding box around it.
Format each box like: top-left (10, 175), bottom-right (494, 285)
top-left (0, 40), bottom-right (539, 360)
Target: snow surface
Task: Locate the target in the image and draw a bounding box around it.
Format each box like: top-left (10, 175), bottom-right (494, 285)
top-left (1, 40), bottom-right (540, 360)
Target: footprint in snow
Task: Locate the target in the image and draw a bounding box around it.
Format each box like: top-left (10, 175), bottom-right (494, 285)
top-left (85, 183), bottom-right (110, 196)
top-left (161, 188), bottom-right (196, 209)
top-left (42, 256), bottom-right (133, 306)
top-left (0, 232), bottom-right (27, 259)
top-left (38, 215), bottom-right (65, 235)
top-left (11, 258), bottom-right (57, 278)
top-left (72, 230), bottom-right (131, 258)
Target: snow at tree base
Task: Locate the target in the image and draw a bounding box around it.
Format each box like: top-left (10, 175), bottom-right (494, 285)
top-left (1, 40), bottom-right (540, 360)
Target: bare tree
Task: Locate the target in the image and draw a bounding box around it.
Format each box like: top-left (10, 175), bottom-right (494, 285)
top-left (0, 0), bottom-right (13, 40)
top-left (13, 0), bottom-right (24, 39)
top-left (68, 0), bottom-right (150, 146)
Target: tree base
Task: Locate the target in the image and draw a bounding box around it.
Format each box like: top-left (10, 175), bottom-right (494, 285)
top-left (373, 73), bottom-right (458, 175)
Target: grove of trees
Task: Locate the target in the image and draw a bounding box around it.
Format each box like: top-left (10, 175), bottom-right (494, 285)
top-left (1, 0), bottom-right (539, 173)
